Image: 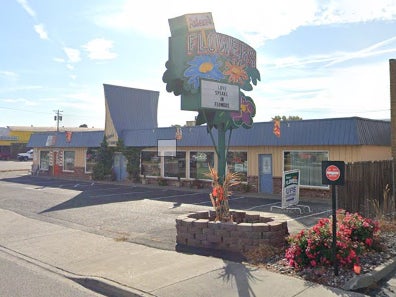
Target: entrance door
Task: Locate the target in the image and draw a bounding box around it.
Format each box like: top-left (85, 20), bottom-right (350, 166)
top-left (113, 153), bottom-right (128, 181)
top-left (259, 154), bottom-right (273, 193)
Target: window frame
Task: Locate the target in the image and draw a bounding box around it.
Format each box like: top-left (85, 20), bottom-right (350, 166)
top-left (227, 151), bottom-right (248, 181)
top-left (39, 150), bottom-right (50, 171)
top-left (63, 150), bottom-right (75, 172)
top-left (189, 151), bottom-right (215, 180)
top-left (283, 150), bottom-right (329, 188)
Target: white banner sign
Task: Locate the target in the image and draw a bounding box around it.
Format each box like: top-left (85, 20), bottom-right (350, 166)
top-left (200, 80), bottom-right (240, 111)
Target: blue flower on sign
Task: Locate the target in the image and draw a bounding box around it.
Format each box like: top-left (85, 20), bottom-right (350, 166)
top-left (184, 55), bottom-right (224, 89)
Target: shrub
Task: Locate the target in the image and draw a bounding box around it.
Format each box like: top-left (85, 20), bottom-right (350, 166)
top-left (285, 209), bottom-right (379, 270)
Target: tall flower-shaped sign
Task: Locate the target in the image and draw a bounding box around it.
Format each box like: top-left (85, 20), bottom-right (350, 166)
top-left (163, 12), bottom-right (260, 182)
top-left (163, 12), bottom-right (260, 130)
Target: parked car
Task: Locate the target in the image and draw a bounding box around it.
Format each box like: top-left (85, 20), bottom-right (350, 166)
top-left (17, 149), bottom-right (34, 161)
top-left (0, 151), bottom-right (11, 160)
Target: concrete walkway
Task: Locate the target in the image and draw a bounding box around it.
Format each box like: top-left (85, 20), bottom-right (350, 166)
top-left (0, 209), bottom-right (370, 297)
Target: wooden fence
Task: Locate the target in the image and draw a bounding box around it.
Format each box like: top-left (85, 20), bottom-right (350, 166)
top-left (337, 160), bottom-right (394, 217)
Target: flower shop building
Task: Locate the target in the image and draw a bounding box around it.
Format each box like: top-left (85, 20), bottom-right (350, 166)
top-left (122, 117), bottom-right (391, 197)
top-left (27, 84), bottom-right (391, 198)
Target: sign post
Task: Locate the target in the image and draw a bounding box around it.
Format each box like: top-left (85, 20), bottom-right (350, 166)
top-left (322, 160), bottom-right (345, 276)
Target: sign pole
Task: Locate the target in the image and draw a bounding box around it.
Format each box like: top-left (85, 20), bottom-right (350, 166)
top-left (322, 160), bottom-right (345, 277)
top-left (331, 184), bottom-right (338, 276)
top-left (217, 122), bottom-right (226, 184)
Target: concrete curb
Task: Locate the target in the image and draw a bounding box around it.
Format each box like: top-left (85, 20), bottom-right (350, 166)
top-left (0, 245), bottom-right (149, 297)
top-left (0, 169), bottom-right (31, 173)
top-left (342, 257), bottom-right (396, 291)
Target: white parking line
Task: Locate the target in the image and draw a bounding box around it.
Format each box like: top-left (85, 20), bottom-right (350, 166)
top-left (246, 201), bottom-right (281, 210)
top-left (88, 191), bottom-right (151, 198)
top-left (288, 209), bottom-right (332, 222)
top-left (151, 192), bottom-right (204, 200)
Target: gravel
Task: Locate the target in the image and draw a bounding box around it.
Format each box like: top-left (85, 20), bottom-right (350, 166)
top-left (255, 231), bottom-right (396, 290)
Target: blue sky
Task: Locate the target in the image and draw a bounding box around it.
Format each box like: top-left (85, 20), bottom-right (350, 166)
top-left (1, 0), bottom-right (396, 129)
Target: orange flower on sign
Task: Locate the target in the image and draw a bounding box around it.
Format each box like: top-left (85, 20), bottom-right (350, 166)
top-left (223, 61), bottom-right (248, 84)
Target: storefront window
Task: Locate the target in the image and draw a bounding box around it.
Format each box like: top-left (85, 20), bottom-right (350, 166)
top-left (227, 151), bottom-right (248, 181)
top-left (141, 151), bottom-right (160, 176)
top-left (39, 151), bottom-right (49, 170)
top-left (284, 151), bottom-right (328, 187)
top-left (63, 151), bottom-right (75, 171)
top-left (85, 148), bottom-right (98, 173)
top-left (190, 151), bottom-right (214, 179)
top-left (164, 152), bottom-right (186, 178)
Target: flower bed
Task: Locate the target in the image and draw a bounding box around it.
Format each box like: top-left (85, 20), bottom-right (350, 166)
top-left (176, 210), bottom-right (288, 256)
top-left (285, 209), bottom-right (380, 270)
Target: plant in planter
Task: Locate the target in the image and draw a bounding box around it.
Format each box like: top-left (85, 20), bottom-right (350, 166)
top-left (207, 166), bottom-right (241, 222)
top-left (174, 174), bottom-right (182, 187)
top-left (158, 177), bottom-right (168, 186)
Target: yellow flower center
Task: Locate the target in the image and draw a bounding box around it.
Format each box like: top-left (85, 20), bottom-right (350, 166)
top-left (230, 66), bottom-right (242, 75)
top-left (199, 62), bottom-right (214, 73)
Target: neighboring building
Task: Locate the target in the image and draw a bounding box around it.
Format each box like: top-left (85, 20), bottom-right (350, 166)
top-left (27, 84), bottom-right (391, 199)
top-left (0, 126), bottom-right (101, 158)
top-left (28, 130), bottom-right (104, 179)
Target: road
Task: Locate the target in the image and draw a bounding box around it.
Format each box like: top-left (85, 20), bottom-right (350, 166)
top-left (0, 250), bottom-right (104, 297)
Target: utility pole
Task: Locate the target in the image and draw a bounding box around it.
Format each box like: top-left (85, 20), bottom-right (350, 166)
top-left (54, 109), bottom-right (63, 132)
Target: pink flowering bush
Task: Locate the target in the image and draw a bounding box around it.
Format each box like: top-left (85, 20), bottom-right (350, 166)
top-left (285, 209), bottom-right (380, 270)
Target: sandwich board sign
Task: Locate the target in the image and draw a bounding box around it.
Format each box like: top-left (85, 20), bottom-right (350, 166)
top-left (282, 169), bottom-right (300, 208)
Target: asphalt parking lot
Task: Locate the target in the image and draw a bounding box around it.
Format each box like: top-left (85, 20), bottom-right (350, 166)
top-left (0, 159), bottom-right (333, 251)
top-left (0, 170), bottom-right (332, 243)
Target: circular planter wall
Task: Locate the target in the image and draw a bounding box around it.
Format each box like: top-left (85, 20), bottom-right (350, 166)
top-left (176, 210), bottom-right (288, 256)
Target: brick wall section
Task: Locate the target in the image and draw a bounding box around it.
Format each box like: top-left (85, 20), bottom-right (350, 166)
top-left (143, 175), bottom-right (330, 199)
top-left (38, 167), bottom-right (91, 180)
top-left (176, 210), bottom-right (288, 254)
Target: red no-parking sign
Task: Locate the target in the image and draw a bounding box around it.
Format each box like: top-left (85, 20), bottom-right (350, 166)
top-left (322, 161), bottom-right (345, 185)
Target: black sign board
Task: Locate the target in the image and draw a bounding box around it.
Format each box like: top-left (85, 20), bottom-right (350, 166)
top-left (322, 161), bottom-right (345, 186)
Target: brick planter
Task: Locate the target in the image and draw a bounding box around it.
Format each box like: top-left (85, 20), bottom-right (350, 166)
top-left (176, 210), bottom-right (288, 257)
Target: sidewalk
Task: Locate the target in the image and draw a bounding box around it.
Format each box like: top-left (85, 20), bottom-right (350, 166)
top-left (0, 209), bottom-right (371, 297)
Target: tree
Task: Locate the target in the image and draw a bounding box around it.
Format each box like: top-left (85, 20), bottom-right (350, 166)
top-left (272, 115), bottom-right (303, 121)
top-left (92, 136), bottom-right (114, 180)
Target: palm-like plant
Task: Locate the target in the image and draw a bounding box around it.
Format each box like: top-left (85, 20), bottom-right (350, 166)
top-left (207, 165), bottom-right (241, 222)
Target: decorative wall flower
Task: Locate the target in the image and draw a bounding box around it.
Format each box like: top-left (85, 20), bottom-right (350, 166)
top-left (223, 61), bottom-right (248, 85)
top-left (184, 55), bottom-right (224, 89)
top-left (231, 94), bottom-right (256, 128)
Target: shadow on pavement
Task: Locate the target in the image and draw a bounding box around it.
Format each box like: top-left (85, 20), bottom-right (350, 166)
top-left (218, 261), bottom-right (260, 297)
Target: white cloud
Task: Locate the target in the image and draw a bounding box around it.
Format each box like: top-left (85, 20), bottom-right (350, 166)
top-left (82, 38), bottom-right (117, 60)
top-left (3, 97), bottom-right (38, 106)
top-left (92, 0), bottom-right (396, 48)
top-left (53, 57), bottom-right (65, 63)
top-left (16, 0), bottom-right (36, 18)
top-left (0, 71), bottom-right (18, 79)
top-left (34, 24), bottom-right (48, 40)
top-left (325, 36), bottom-right (396, 66)
top-left (63, 47), bottom-right (81, 63)
top-left (312, 0), bottom-right (396, 25)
